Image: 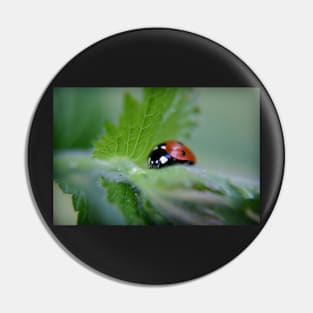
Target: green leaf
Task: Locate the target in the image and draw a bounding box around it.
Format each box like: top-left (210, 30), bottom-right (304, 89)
top-left (100, 177), bottom-right (145, 225)
top-left (100, 177), bottom-right (169, 225)
top-left (54, 152), bottom-right (259, 225)
top-left (93, 88), bottom-right (198, 164)
top-left (53, 151), bottom-right (126, 225)
top-left (129, 164), bottom-right (259, 225)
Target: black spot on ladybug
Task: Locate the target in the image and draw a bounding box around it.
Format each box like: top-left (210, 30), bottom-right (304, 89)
top-left (181, 150), bottom-right (186, 156)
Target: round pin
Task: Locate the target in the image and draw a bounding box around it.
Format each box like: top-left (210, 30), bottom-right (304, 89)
top-left (27, 28), bottom-right (284, 284)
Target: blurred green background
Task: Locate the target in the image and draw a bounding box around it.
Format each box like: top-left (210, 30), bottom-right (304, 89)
top-left (192, 88), bottom-right (259, 179)
top-left (54, 87), bottom-right (259, 178)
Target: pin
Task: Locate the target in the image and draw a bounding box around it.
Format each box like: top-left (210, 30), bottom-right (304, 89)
top-left (27, 28), bottom-right (284, 284)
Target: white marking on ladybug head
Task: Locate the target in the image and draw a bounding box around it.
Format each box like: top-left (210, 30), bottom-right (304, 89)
top-left (160, 156), bottom-right (168, 164)
top-left (160, 145), bottom-right (166, 150)
top-left (153, 146), bottom-right (158, 151)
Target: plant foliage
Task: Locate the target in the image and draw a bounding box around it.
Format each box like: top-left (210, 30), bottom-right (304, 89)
top-left (93, 88), bottom-right (197, 164)
top-left (54, 88), bottom-right (260, 225)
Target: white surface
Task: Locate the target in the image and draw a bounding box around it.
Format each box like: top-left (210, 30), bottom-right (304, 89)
top-left (1, 1), bottom-right (312, 312)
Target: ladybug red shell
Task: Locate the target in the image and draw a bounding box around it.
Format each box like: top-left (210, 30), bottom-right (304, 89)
top-left (148, 140), bottom-right (196, 169)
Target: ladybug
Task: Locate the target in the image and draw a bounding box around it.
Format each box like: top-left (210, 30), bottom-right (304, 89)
top-left (148, 140), bottom-right (196, 169)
